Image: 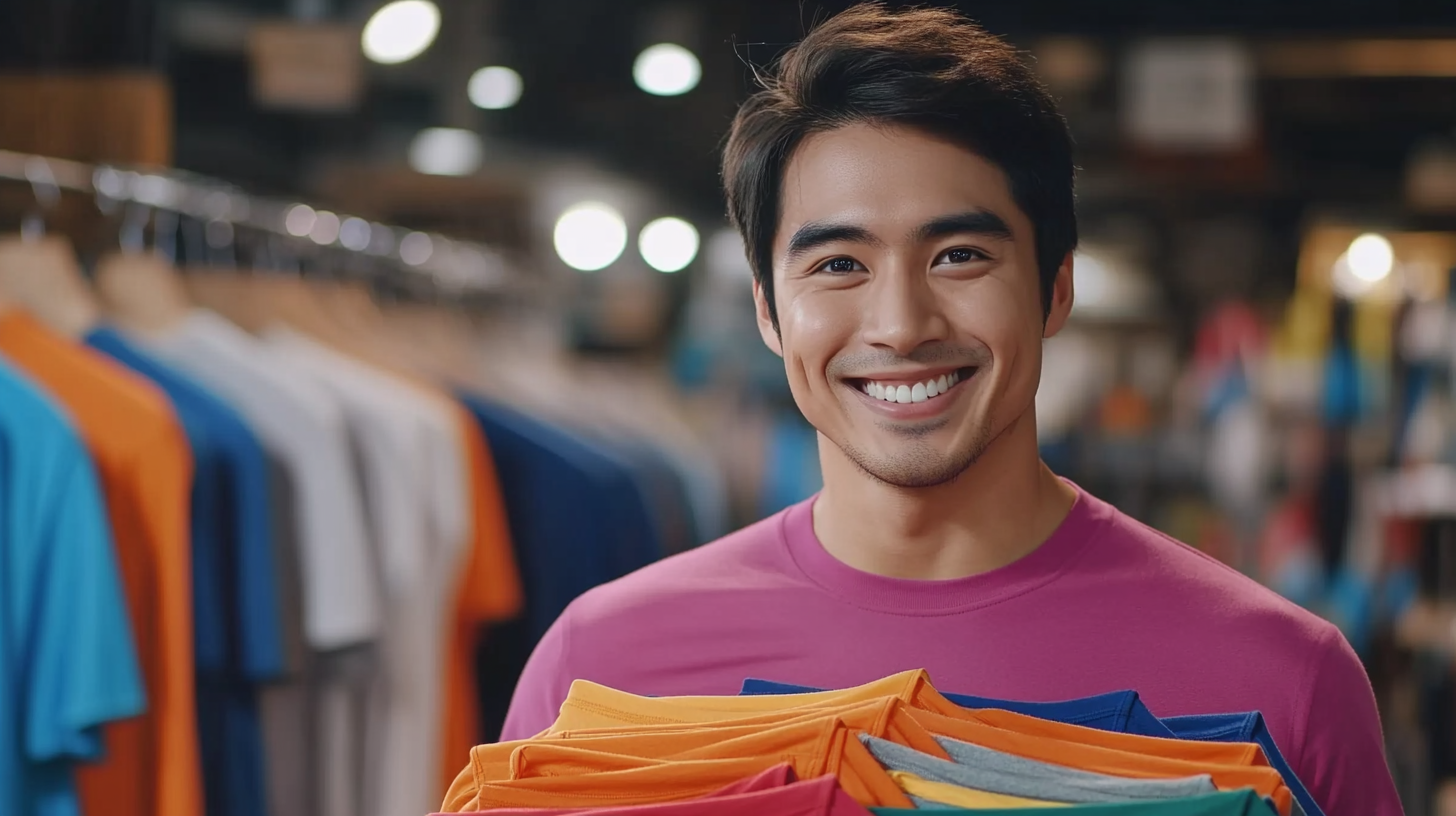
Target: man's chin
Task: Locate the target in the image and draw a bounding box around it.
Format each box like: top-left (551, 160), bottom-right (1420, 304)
top-left (840, 440), bottom-right (984, 490)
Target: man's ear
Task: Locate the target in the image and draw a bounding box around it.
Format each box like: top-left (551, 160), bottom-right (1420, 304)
top-left (753, 279), bottom-right (784, 357)
top-left (1042, 252), bottom-right (1076, 339)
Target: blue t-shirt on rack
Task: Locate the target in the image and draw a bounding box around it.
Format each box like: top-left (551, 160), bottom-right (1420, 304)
top-left (741, 679), bottom-right (1323, 816)
top-left (0, 358), bottom-right (144, 816)
top-left (86, 327), bottom-right (282, 816)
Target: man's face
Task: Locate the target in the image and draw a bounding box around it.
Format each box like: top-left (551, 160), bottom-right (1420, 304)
top-left (756, 122), bottom-right (1073, 488)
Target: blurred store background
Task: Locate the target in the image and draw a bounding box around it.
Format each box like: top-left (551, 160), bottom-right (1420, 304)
top-left (5, 1), bottom-right (1456, 815)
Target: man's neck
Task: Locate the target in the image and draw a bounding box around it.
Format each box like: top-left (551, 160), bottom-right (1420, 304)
top-left (811, 414), bottom-right (1076, 581)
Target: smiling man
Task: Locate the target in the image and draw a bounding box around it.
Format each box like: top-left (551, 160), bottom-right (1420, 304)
top-left (489, 5), bottom-right (1400, 815)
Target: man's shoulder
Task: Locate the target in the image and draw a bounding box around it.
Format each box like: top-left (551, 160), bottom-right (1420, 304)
top-left (1086, 492), bottom-right (1337, 648)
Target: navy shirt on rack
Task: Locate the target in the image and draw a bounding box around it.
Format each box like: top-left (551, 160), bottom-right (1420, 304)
top-left (87, 326), bottom-right (283, 816)
top-left (457, 394), bottom-right (663, 641)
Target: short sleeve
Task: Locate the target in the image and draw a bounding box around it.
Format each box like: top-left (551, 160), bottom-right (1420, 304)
top-left (129, 420), bottom-right (203, 816)
top-left (459, 417), bottom-right (523, 622)
top-left (1291, 625), bottom-right (1403, 816)
top-left (227, 427), bottom-right (285, 680)
top-left (24, 452), bottom-right (145, 761)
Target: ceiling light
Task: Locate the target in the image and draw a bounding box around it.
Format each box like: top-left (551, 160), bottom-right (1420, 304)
top-left (554, 202), bottom-right (627, 272)
top-left (362, 0), bottom-right (440, 65)
top-left (309, 211), bottom-right (341, 245)
top-left (633, 43), bottom-right (700, 96)
top-left (408, 127), bottom-right (483, 176)
top-left (284, 204), bottom-right (317, 237)
top-left (339, 217), bottom-right (372, 251)
top-left (638, 216), bottom-right (699, 273)
top-left (1346, 233), bottom-right (1394, 282)
top-left (468, 65), bottom-right (523, 110)
top-left (400, 231), bottom-right (434, 266)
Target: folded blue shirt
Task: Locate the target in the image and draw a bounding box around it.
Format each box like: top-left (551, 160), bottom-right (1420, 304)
top-left (1162, 712), bottom-right (1320, 816)
top-left (741, 677), bottom-right (1175, 738)
top-left (739, 678), bottom-right (1323, 816)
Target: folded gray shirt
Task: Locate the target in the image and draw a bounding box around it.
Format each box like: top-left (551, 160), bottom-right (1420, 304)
top-left (861, 734), bottom-right (1220, 805)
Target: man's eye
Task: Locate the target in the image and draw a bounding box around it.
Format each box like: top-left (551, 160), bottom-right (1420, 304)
top-left (938, 248), bottom-right (986, 265)
top-left (818, 257), bottom-right (863, 274)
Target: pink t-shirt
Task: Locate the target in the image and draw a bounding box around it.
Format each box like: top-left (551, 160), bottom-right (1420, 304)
top-left (503, 483), bottom-right (1399, 816)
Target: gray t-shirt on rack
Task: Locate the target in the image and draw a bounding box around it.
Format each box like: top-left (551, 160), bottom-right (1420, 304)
top-left (862, 734), bottom-right (1220, 804)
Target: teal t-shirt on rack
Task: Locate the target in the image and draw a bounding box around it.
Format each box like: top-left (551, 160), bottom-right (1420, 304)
top-left (0, 358), bottom-right (145, 816)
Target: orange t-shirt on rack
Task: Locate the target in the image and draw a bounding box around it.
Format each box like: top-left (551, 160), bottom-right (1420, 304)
top-left (0, 312), bottom-right (199, 816)
top-left (905, 708), bottom-right (1294, 816)
top-left (439, 404), bottom-right (523, 795)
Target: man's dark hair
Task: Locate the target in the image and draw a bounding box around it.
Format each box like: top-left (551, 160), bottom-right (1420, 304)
top-left (722, 2), bottom-right (1077, 331)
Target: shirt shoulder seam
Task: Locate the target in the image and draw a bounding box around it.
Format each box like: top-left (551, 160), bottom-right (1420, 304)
top-left (1289, 622), bottom-right (1339, 772)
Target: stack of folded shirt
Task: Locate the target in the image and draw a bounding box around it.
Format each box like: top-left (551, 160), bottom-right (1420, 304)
top-left (435, 670), bottom-right (1323, 816)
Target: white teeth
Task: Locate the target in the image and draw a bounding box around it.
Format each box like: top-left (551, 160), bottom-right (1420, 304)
top-left (861, 370), bottom-right (969, 405)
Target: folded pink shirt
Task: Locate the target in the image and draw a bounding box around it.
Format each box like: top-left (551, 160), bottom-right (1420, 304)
top-left (435, 769), bottom-right (869, 816)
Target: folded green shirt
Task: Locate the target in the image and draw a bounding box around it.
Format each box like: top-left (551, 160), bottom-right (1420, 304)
top-left (870, 789), bottom-right (1278, 816)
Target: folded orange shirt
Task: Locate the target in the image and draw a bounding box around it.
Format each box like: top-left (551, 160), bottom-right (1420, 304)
top-left (468, 698), bottom-right (943, 784)
top-left (507, 724), bottom-right (908, 809)
top-left (547, 670), bottom-right (963, 733)
top-left (967, 708), bottom-right (1270, 768)
top-left (451, 751), bottom-right (910, 812)
top-left (442, 763), bottom-right (798, 815)
top-left (906, 708), bottom-right (1293, 816)
top-left (559, 700), bottom-right (941, 763)
top-left (510, 711), bottom-right (917, 807)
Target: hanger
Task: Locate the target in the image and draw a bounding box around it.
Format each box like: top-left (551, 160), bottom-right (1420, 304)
top-left (0, 157), bottom-right (101, 336)
top-left (94, 203), bottom-right (192, 334)
top-left (183, 219), bottom-right (276, 333)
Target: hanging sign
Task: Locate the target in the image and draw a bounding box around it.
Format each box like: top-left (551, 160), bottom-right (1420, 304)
top-left (247, 22), bottom-right (364, 112)
top-left (1123, 38), bottom-right (1255, 151)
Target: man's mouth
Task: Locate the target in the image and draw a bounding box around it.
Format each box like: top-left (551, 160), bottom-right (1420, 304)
top-left (847, 367), bottom-right (977, 405)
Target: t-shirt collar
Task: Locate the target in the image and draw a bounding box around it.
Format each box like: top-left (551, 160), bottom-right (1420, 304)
top-left (779, 479), bottom-right (1107, 616)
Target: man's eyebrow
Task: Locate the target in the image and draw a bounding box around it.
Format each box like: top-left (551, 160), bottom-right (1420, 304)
top-left (783, 221), bottom-right (886, 264)
top-left (910, 210), bottom-right (1014, 243)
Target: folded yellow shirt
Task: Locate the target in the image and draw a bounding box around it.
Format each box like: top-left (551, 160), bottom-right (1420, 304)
top-left (548, 669), bottom-right (964, 733)
top-left (889, 770), bottom-right (1067, 809)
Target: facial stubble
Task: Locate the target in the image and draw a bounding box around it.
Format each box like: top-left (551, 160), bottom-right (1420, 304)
top-left (837, 410), bottom-right (997, 489)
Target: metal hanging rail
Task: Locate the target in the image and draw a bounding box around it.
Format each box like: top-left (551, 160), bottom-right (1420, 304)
top-left (0, 148), bottom-right (511, 295)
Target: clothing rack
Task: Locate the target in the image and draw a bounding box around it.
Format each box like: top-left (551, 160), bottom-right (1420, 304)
top-left (0, 148), bottom-right (511, 296)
